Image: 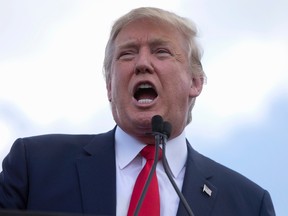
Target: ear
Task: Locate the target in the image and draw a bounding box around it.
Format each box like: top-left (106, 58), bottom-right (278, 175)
top-left (189, 76), bottom-right (203, 98)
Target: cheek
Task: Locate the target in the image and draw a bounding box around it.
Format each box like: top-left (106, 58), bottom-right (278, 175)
top-left (110, 72), bottom-right (129, 99)
top-left (164, 71), bottom-right (191, 91)
top-left (110, 78), bottom-right (120, 98)
top-left (167, 77), bottom-right (193, 105)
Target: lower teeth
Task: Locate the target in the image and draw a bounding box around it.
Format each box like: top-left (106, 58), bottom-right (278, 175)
top-left (138, 99), bottom-right (153, 104)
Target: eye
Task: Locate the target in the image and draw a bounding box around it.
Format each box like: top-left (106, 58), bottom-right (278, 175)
top-left (154, 48), bottom-right (172, 58)
top-left (157, 48), bottom-right (169, 53)
top-left (117, 50), bottom-right (135, 61)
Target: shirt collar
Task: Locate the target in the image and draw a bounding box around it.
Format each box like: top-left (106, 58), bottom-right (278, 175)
top-left (164, 130), bottom-right (187, 178)
top-left (115, 126), bottom-right (187, 178)
top-left (115, 126), bottom-right (144, 170)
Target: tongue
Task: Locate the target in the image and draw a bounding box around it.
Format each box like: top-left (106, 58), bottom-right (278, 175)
top-left (135, 88), bottom-right (157, 101)
top-left (138, 92), bottom-right (155, 100)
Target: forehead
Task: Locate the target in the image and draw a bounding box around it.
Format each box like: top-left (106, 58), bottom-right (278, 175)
top-left (115, 18), bottom-right (185, 47)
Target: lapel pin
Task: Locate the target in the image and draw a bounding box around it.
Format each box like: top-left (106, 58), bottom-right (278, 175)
top-left (203, 184), bottom-right (212, 197)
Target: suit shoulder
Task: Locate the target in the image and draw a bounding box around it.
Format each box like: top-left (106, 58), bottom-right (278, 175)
top-left (187, 147), bottom-right (275, 215)
top-left (12, 130), bottom-right (113, 155)
top-left (21, 133), bottom-right (96, 146)
top-left (189, 146), bottom-right (265, 192)
top-left (4, 130), bottom-right (114, 168)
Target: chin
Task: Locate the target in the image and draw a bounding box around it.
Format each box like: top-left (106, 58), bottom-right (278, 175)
top-left (134, 117), bottom-right (152, 129)
top-left (134, 112), bottom-right (159, 126)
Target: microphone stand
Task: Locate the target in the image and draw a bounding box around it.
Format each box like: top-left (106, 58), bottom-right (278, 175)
top-left (134, 115), bottom-right (195, 216)
top-left (161, 131), bottom-right (195, 216)
top-left (133, 133), bottom-right (161, 216)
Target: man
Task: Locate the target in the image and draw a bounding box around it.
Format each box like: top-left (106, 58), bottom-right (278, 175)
top-left (0, 7), bottom-right (275, 216)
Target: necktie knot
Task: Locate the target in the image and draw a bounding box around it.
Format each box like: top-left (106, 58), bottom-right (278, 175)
top-left (141, 145), bottom-right (162, 161)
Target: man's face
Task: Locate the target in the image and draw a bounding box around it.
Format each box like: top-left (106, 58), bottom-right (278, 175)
top-left (107, 18), bottom-right (202, 143)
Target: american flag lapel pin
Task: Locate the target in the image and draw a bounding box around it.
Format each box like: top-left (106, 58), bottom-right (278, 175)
top-left (203, 184), bottom-right (212, 197)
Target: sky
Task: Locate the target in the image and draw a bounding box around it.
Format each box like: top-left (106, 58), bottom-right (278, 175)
top-left (0, 0), bottom-right (287, 215)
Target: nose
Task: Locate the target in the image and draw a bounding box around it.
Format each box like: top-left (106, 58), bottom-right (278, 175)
top-left (134, 49), bottom-right (153, 75)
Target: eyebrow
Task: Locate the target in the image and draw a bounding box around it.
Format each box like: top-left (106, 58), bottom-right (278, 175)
top-left (117, 38), bottom-right (171, 50)
top-left (150, 38), bottom-right (171, 47)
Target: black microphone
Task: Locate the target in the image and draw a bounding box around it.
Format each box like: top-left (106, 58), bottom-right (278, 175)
top-left (152, 115), bottom-right (164, 133)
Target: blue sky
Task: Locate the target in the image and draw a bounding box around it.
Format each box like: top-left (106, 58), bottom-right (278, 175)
top-left (0, 0), bottom-right (287, 215)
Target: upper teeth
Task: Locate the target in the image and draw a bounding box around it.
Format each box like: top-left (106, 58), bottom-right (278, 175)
top-left (138, 83), bottom-right (152, 89)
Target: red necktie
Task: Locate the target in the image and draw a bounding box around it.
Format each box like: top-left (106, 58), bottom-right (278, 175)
top-left (127, 145), bottom-right (162, 216)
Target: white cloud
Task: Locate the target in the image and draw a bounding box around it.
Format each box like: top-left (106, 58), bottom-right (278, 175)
top-left (205, 39), bottom-right (288, 115)
top-left (186, 38), bottom-right (288, 142)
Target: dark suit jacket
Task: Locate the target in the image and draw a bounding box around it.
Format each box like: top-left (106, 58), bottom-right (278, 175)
top-left (0, 129), bottom-right (275, 216)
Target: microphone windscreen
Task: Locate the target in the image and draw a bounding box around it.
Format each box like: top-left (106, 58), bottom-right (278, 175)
top-left (163, 121), bottom-right (172, 139)
top-left (152, 115), bottom-right (163, 132)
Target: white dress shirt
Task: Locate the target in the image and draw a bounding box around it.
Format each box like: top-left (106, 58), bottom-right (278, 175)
top-left (115, 126), bottom-right (188, 216)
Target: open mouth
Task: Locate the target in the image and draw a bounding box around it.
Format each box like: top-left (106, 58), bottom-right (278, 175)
top-left (133, 83), bottom-right (158, 104)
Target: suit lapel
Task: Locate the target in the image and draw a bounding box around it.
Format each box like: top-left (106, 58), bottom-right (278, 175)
top-left (177, 143), bottom-right (218, 216)
top-left (75, 130), bottom-right (218, 215)
top-left (76, 129), bottom-right (116, 216)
